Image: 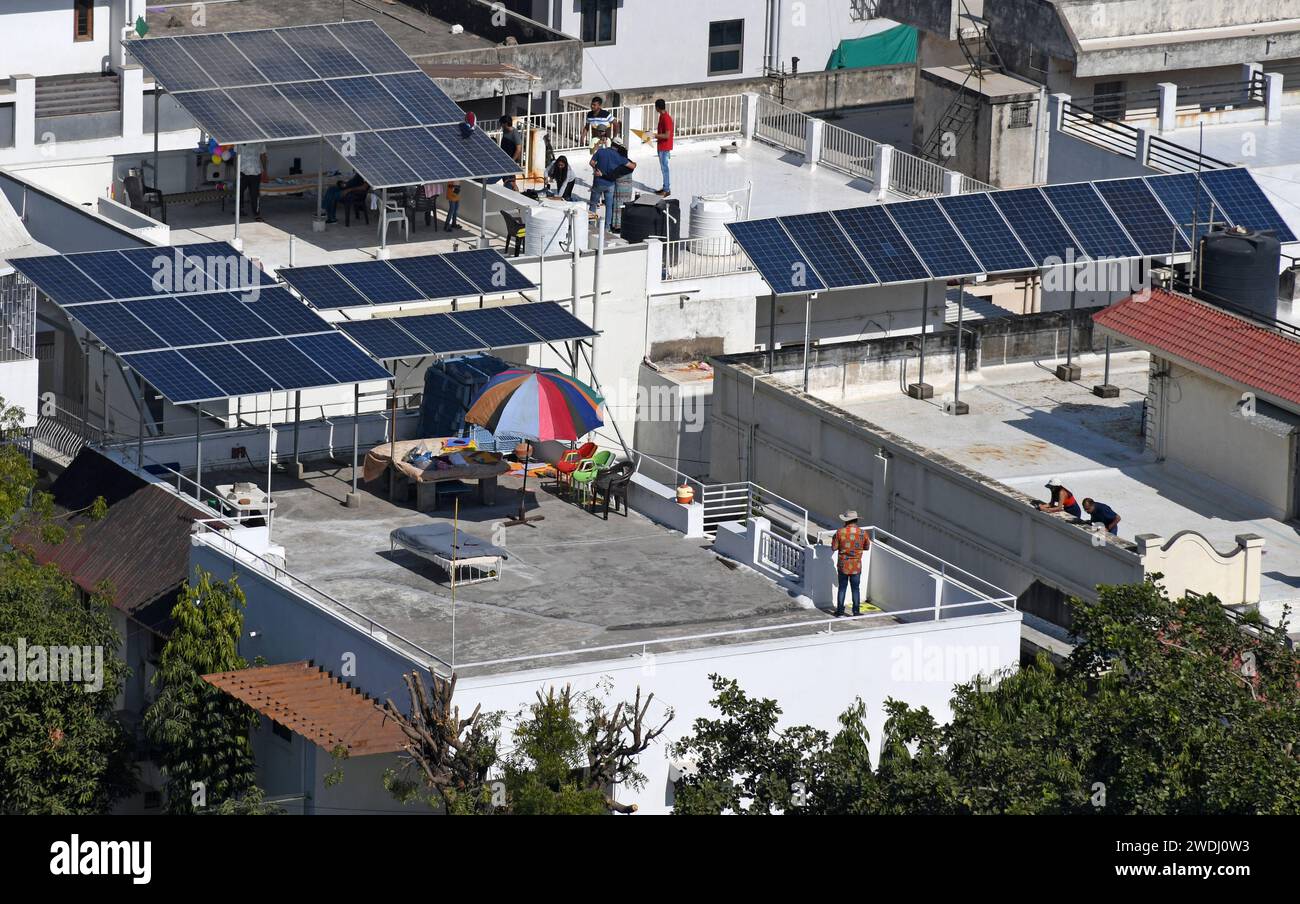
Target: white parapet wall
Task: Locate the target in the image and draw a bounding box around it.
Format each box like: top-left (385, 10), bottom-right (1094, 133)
top-left (0, 358), bottom-right (38, 428)
top-left (1137, 531), bottom-right (1265, 606)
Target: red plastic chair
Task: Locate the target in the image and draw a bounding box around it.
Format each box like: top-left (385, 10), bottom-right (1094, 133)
top-left (553, 441), bottom-right (597, 495)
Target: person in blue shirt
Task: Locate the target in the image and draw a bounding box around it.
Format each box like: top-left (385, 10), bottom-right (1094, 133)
top-left (588, 144), bottom-right (634, 225)
top-left (1082, 498), bottom-right (1121, 535)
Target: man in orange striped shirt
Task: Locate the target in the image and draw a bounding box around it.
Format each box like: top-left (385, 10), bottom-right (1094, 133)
top-left (831, 510), bottom-right (870, 617)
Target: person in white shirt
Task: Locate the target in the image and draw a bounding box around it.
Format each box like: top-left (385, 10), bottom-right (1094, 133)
top-left (238, 143), bottom-right (268, 220)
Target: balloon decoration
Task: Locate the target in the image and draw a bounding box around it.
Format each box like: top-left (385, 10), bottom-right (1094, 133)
top-left (221, 149), bottom-right (232, 161)
top-left (212, 154), bottom-right (223, 165)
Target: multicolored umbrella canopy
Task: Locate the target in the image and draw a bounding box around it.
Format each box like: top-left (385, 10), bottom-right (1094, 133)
top-left (464, 367), bottom-right (604, 442)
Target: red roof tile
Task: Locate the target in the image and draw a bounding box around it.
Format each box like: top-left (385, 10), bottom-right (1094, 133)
top-left (1093, 289), bottom-right (1300, 408)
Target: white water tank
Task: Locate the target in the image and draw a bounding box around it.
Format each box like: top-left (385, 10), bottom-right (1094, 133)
top-left (690, 193), bottom-right (740, 256)
top-left (524, 200), bottom-right (589, 256)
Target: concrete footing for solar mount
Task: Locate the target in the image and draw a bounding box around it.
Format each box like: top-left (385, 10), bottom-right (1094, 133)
top-left (312, 216), bottom-right (327, 233)
top-left (345, 492), bottom-right (362, 508)
top-left (944, 400), bottom-right (970, 416)
top-left (375, 247), bottom-right (391, 260)
top-left (907, 382), bottom-right (934, 400)
top-left (1092, 384), bottom-right (1120, 398)
top-left (287, 461), bottom-right (305, 480)
top-left (1055, 363), bottom-right (1081, 382)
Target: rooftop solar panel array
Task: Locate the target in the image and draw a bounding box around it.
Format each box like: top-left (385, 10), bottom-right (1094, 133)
top-left (279, 250), bottom-right (535, 309)
top-left (124, 21), bottom-right (520, 188)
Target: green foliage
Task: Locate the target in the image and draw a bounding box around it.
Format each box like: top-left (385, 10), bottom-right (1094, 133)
top-left (201, 785), bottom-right (286, 815)
top-left (500, 687), bottom-right (610, 815)
top-left (143, 569), bottom-right (258, 814)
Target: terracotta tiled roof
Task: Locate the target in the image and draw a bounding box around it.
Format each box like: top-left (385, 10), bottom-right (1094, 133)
top-left (202, 662), bottom-right (408, 756)
top-left (1093, 289), bottom-right (1300, 408)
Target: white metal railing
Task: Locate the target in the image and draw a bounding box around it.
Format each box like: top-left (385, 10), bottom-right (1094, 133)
top-left (754, 96), bottom-right (809, 154)
top-left (760, 528), bottom-right (805, 579)
top-left (510, 106), bottom-right (629, 155)
top-left (889, 149), bottom-right (947, 197)
top-left (630, 94), bottom-right (743, 141)
top-left (960, 173), bottom-right (995, 193)
top-left (867, 526), bottom-right (1018, 606)
top-left (660, 236), bottom-right (755, 281)
top-left (1, 275), bottom-right (36, 363)
top-left (818, 121), bottom-right (878, 182)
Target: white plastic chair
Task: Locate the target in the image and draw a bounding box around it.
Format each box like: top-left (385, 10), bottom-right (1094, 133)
top-left (379, 198), bottom-right (409, 244)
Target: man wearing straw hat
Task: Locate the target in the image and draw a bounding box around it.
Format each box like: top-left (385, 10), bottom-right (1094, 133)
top-left (831, 509), bottom-right (870, 617)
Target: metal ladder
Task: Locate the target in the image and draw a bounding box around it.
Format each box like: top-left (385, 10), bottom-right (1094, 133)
top-left (919, 1), bottom-right (1006, 163)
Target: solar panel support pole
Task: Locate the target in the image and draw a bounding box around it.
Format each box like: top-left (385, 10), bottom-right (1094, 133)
top-left (152, 90), bottom-right (160, 197)
top-left (478, 180), bottom-right (489, 249)
top-left (590, 209), bottom-right (605, 382)
top-left (908, 285), bottom-right (934, 399)
top-left (81, 341), bottom-right (90, 444)
top-left (950, 283), bottom-right (968, 415)
top-left (801, 293), bottom-right (812, 392)
top-left (346, 383), bottom-right (361, 508)
top-left (1056, 289), bottom-right (1081, 381)
top-left (1092, 334), bottom-right (1119, 398)
top-left (767, 293), bottom-right (776, 374)
top-left (195, 410), bottom-right (203, 503)
top-left (233, 152), bottom-right (243, 252)
top-left (101, 344), bottom-right (110, 443)
top-left (289, 391), bottom-right (303, 480)
top-left (136, 387), bottom-right (144, 471)
top-left (377, 188), bottom-right (390, 260)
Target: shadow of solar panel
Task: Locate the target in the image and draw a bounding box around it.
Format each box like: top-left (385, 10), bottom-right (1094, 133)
top-left (10, 255), bottom-right (111, 306)
top-left (389, 254), bottom-right (479, 299)
top-left (234, 338), bottom-right (336, 390)
top-left (279, 265), bottom-right (371, 309)
top-left (175, 292), bottom-right (278, 340)
top-left (1042, 183), bottom-right (1139, 259)
top-left (240, 287), bottom-right (333, 335)
top-left (884, 200), bottom-right (981, 278)
top-left (67, 251), bottom-right (168, 300)
top-left (443, 249), bottom-right (535, 293)
top-left (377, 73), bottom-right (466, 125)
top-left (989, 188), bottom-right (1085, 264)
top-left (184, 343), bottom-right (282, 396)
top-left (506, 301), bottom-right (596, 341)
top-left (333, 262), bottom-right (425, 304)
top-left (1200, 168), bottom-right (1297, 242)
top-left (124, 350), bottom-right (224, 403)
top-left (1143, 173), bottom-right (1228, 245)
top-left (726, 220), bottom-right (827, 294)
top-left (70, 303), bottom-right (166, 353)
top-left (173, 89), bottom-right (267, 144)
top-left (778, 212), bottom-right (877, 288)
top-left (398, 313), bottom-right (485, 354)
top-left (123, 38), bottom-right (216, 92)
top-left (830, 206), bottom-right (930, 283)
top-left (449, 307), bottom-right (542, 348)
top-left (326, 132), bottom-right (419, 188)
top-left (173, 33), bottom-right (266, 88)
top-left (427, 124), bottom-right (521, 179)
top-left (337, 319), bottom-right (429, 360)
top-left (276, 25), bottom-right (368, 79)
top-left (124, 297), bottom-right (224, 348)
top-left (289, 333), bottom-right (393, 383)
top-left (225, 85), bottom-right (315, 139)
top-left (1093, 178), bottom-right (1189, 255)
top-left (276, 81), bottom-right (367, 134)
top-left (937, 193), bottom-right (1035, 273)
top-left (225, 29), bottom-right (316, 83)
top-left (375, 129), bottom-right (471, 183)
top-left (324, 21), bottom-right (417, 76)
top-left (329, 76), bottom-right (419, 129)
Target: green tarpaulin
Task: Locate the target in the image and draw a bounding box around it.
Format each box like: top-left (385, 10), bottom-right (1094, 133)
top-left (825, 24), bottom-right (918, 70)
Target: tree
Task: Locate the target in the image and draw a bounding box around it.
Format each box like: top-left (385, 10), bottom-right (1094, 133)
top-left (143, 569), bottom-right (258, 813)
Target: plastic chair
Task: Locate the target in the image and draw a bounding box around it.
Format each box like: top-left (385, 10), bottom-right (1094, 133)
top-left (380, 196), bottom-right (410, 244)
top-left (343, 189), bottom-right (370, 226)
top-left (500, 210), bottom-right (526, 256)
top-left (591, 460), bottom-right (634, 519)
top-left (571, 450), bottom-right (614, 503)
top-left (553, 441), bottom-right (597, 495)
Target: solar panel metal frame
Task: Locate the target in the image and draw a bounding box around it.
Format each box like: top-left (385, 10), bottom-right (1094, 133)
top-left (1198, 167), bottom-right (1297, 242)
top-left (427, 124), bottom-right (523, 181)
top-left (121, 37), bottom-right (218, 91)
top-left (1143, 173), bottom-right (1231, 245)
top-left (170, 88), bottom-right (268, 144)
top-left (396, 312), bottom-right (486, 355)
top-left (275, 24), bottom-right (370, 79)
top-left (278, 265), bottom-right (373, 309)
top-left (287, 332), bottom-right (394, 384)
top-left (447, 307), bottom-right (543, 349)
top-left (68, 302), bottom-right (168, 354)
top-left (1092, 177), bottom-right (1190, 256)
top-left (988, 188), bottom-right (1087, 264)
top-left (233, 338), bottom-right (338, 391)
top-left (775, 212), bottom-right (878, 289)
top-left (830, 206), bottom-right (932, 284)
top-left (881, 199), bottom-right (983, 279)
top-left (223, 29), bottom-right (316, 83)
top-left (388, 254), bottom-right (480, 300)
top-left (337, 318), bottom-right (431, 361)
top-left (223, 85), bottom-right (317, 140)
top-left (1040, 182), bottom-right (1141, 259)
top-left (375, 72), bottom-right (468, 126)
top-left (122, 297), bottom-right (225, 349)
top-left (182, 343), bottom-right (284, 397)
top-left (9, 255), bottom-right (110, 306)
top-left (725, 220), bottom-right (828, 295)
top-left (936, 193), bottom-right (1036, 274)
top-left (274, 80), bottom-right (368, 135)
top-left (331, 261), bottom-right (426, 305)
top-left (123, 349), bottom-right (225, 404)
top-left (170, 33), bottom-right (266, 89)
top-left (442, 249), bottom-right (536, 294)
top-left (323, 21), bottom-right (419, 76)
top-left (326, 131), bottom-right (421, 189)
top-left (504, 301), bottom-right (598, 342)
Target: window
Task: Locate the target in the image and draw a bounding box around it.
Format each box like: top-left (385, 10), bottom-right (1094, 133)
top-left (581, 0), bottom-right (616, 46)
top-left (74, 0), bottom-right (94, 42)
top-left (708, 20), bottom-right (744, 76)
top-left (1008, 102), bottom-right (1033, 129)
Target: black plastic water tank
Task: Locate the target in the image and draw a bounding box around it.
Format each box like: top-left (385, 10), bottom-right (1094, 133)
top-left (1199, 227), bottom-right (1281, 319)
top-left (620, 197), bottom-right (681, 244)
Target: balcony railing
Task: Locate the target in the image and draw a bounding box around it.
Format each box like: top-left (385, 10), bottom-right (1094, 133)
top-left (818, 121), bottom-right (878, 182)
top-left (754, 96), bottom-right (809, 153)
top-left (660, 236), bottom-right (755, 282)
top-left (630, 94), bottom-right (743, 141)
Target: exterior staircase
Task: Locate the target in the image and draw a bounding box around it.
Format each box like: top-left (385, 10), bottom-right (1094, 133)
top-left (919, 1), bottom-right (1006, 163)
top-left (34, 72), bottom-right (121, 119)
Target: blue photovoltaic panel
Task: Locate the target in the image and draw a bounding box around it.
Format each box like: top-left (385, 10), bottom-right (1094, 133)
top-left (443, 249), bottom-right (535, 294)
top-left (1093, 178), bottom-right (1189, 255)
top-left (172, 33), bottom-right (265, 88)
top-left (937, 193), bottom-right (1035, 273)
top-left (989, 188), bottom-right (1085, 263)
top-left (183, 344), bottom-right (282, 396)
top-left (389, 254), bottom-right (479, 300)
top-left (9, 255), bottom-right (110, 306)
top-left (326, 131), bottom-right (419, 189)
top-left (234, 338), bottom-right (336, 391)
top-left (276, 80), bottom-right (367, 134)
top-left (725, 220), bottom-right (827, 294)
top-left (225, 30), bottom-right (316, 83)
top-left (172, 89), bottom-right (267, 144)
top-left (776, 212), bottom-right (877, 288)
top-left (324, 22), bottom-right (417, 76)
top-left (117, 246), bottom-right (217, 294)
top-left (337, 319), bottom-right (430, 360)
top-left (376, 73), bottom-right (466, 125)
top-left (67, 251), bottom-right (167, 300)
top-left (328, 77), bottom-right (419, 129)
top-left (277, 25), bottom-right (369, 79)
top-left (224, 85), bottom-right (315, 140)
top-left (69, 303), bottom-right (166, 353)
top-left (376, 128), bottom-right (471, 182)
top-left (279, 265), bottom-right (372, 309)
top-left (831, 206), bottom-right (930, 283)
top-left (123, 38), bottom-right (217, 92)
top-left (1143, 173), bottom-right (1229, 244)
top-left (1042, 183), bottom-right (1140, 259)
top-left (123, 350), bottom-right (224, 403)
top-left (332, 262), bottom-right (425, 305)
top-left (240, 287), bottom-right (333, 335)
top-left (507, 302), bottom-right (597, 342)
top-left (883, 199), bottom-right (981, 278)
top-left (288, 333), bottom-right (393, 384)
top-left (1199, 167), bottom-right (1297, 242)
top-left (398, 313), bottom-right (484, 354)
top-left (124, 297), bottom-right (224, 348)
top-left (428, 124), bottom-right (522, 179)
top-left (177, 292), bottom-right (278, 341)
top-left (448, 307), bottom-right (542, 348)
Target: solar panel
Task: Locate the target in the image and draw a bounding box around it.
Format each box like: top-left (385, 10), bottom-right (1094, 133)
top-left (882, 200), bottom-right (981, 278)
top-left (288, 333), bottom-right (393, 384)
top-left (118, 246), bottom-right (218, 294)
top-left (176, 292), bottom-right (278, 341)
top-left (989, 188), bottom-right (1085, 263)
top-left (1199, 167), bottom-right (1297, 242)
top-left (831, 206), bottom-right (930, 283)
top-left (240, 287), bottom-right (334, 335)
top-left (123, 38), bottom-right (217, 92)
top-left (337, 319), bottom-right (430, 360)
top-left (376, 73), bottom-right (466, 126)
top-left (328, 76), bottom-right (419, 130)
top-left (67, 251), bottom-right (167, 301)
top-left (1143, 173), bottom-right (1229, 244)
top-left (124, 297), bottom-right (224, 348)
top-left (172, 33), bottom-right (265, 88)
top-left (234, 338), bottom-right (337, 391)
top-left (326, 131), bottom-right (419, 189)
top-left (172, 89), bottom-right (267, 144)
top-left (506, 302), bottom-right (597, 342)
top-left (443, 249), bottom-right (535, 294)
top-left (124, 350), bottom-right (224, 403)
top-left (1093, 178), bottom-right (1190, 255)
top-left (448, 307), bottom-right (543, 348)
top-left (1042, 183), bottom-right (1140, 259)
top-left (224, 30), bottom-right (316, 83)
top-left (277, 25), bottom-right (368, 79)
top-left (276, 80), bottom-right (367, 134)
top-left (324, 22), bottom-right (417, 76)
top-left (183, 344), bottom-right (282, 396)
top-left (387, 312), bottom-right (483, 354)
top-left (69, 303), bottom-right (166, 353)
top-left (428, 124), bottom-right (521, 179)
top-left (776, 212), bottom-right (877, 289)
top-left (332, 262), bottom-right (425, 305)
top-left (376, 128), bottom-right (471, 183)
top-left (725, 220), bottom-right (827, 294)
top-left (224, 85), bottom-right (315, 140)
top-left (937, 193), bottom-right (1035, 273)
top-left (389, 254), bottom-right (479, 300)
top-left (278, 265), bottom-right (372, 309)
top-left (9, 255), bottom-right (110, 306)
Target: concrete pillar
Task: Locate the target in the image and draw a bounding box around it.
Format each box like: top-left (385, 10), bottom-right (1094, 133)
top-left (870, 449), bottom-right (892, 530)
top-left (873, 144), bottom-right (894, 200)
top-left (120, 65), bottom-right (143, 141)
top-left (747, 515), bottom-right (772, 567)
top-left (1049, 92), bottom-right (1070, 131)
top-left (802, 542), bottom-right (836, 608)
top-left (12, 75), bottom-right (35, 152)
top-left (804, 117), bottom-right (823, 168)
top-left (1235, 534), bottom-right (1265, 603)
top-left (625, 104), bottom-right (645, 135)
top-left (942, 170), bottom-right (962, 195)
top-left (1242, 61), bottom-right (1264, 88)
top-left (1156, 82), bottom-right (1177, 133)
top-left (740, 92), bottom-right (760, 140)
top-left (1134, 125), bottom-right (1153, 166)
top-left (1265, 72), bottom-right (1283, 123)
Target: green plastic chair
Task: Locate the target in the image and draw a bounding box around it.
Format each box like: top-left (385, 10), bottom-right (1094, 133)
top-left (571, 450), bottom-right (614, 503)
